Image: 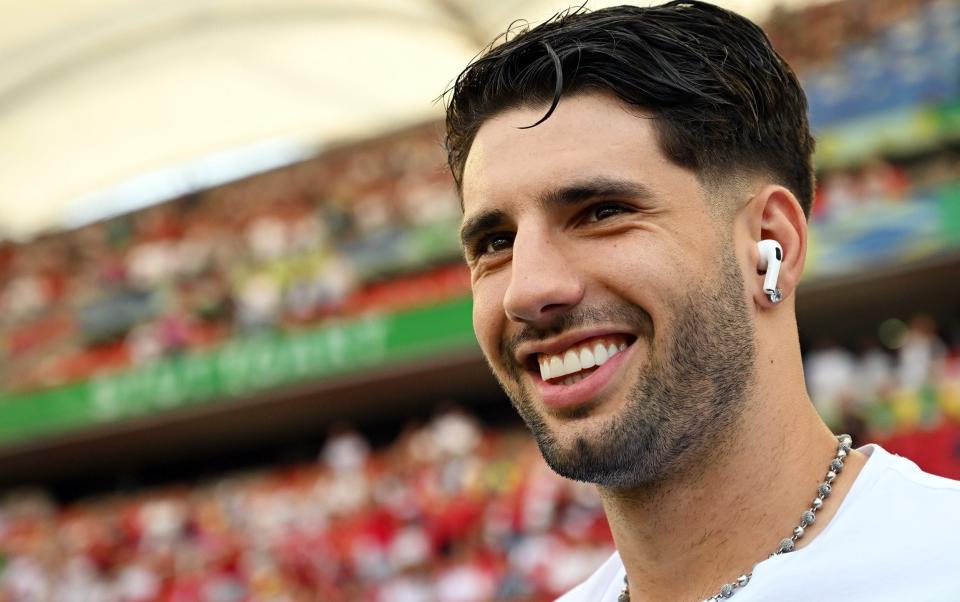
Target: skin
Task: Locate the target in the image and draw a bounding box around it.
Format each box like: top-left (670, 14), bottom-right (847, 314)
top-left (460, 92), bottom-right (867, 601)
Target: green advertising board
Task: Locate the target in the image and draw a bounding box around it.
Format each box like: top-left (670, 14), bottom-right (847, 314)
top-left (0, 296), bottom-right (477, 446)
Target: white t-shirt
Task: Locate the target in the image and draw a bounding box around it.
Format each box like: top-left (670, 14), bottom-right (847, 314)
top-left (558, 445), bottom-right (960, 601)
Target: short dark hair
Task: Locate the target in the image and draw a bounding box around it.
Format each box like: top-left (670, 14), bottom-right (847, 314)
top-left (444, 1), bottom-right (816, 217)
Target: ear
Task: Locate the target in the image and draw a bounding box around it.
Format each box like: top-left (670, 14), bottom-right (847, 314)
top-left (743, 185), bottom-right (808, 309)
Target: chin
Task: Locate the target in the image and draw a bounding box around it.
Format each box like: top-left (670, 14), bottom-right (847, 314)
top-left (514, 393), bottom-right (666, 489)
top-left (538, 431), bottom-right (667, 489)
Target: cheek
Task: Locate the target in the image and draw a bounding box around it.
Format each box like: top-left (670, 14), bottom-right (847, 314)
top-left (471, 279), bottom-right (506, 360)
top-left (590, 241), bottom-right (685, 327)
top-left (595, 242), bottom-right (672, 295)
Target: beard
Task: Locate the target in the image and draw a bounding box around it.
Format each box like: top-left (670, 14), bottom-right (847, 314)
top-left (494, 246), bottom-right (756, 490)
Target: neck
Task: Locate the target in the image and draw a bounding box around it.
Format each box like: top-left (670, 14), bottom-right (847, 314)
top-left (601, 328), bottom-right (866, 601)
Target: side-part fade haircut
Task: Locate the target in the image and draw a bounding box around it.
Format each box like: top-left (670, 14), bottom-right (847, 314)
top-left (444, 0), bottom-right (816, 217)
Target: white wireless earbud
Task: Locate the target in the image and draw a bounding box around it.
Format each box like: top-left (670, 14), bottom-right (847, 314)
top-left (757, 240), bottom-right (783, 303)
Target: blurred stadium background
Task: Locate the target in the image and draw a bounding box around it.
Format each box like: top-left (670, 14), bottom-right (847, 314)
top-left (0, 0), bottom-right (958, 600)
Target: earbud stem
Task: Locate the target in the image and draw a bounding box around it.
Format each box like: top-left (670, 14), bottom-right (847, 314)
top-left (757, 240), bottom-right (783, 304)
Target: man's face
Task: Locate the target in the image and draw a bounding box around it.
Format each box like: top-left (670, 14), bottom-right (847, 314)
top-left (460, 93), bottom-right (756, 488)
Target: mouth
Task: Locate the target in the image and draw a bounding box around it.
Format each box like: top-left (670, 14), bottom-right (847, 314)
top-left (523, 333), bottom-right (637, 386)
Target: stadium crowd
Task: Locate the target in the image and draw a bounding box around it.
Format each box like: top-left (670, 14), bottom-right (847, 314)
top-left (0, 128), bottom-right (465, 394)
top-left (0, 410), bottom-right (613, 602)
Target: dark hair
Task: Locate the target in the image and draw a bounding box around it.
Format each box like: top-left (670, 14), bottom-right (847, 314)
top-left (444, 1), bottom-right (816, 217)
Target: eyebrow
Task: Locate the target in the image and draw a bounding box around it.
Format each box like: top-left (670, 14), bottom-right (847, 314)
top-left (459, 209), bottom-right (508, 253)
top-left (459, 175), bottom-right (656, 251)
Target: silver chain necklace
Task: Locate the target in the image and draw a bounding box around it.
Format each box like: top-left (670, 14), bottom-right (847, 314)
top-left (618, 434), bottom-right (853, 602)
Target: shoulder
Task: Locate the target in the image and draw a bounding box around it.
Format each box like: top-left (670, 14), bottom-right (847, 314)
top-left (554, 551), bottom-right (624, 602)
top-left (862, 444), bottom-right (960, 509)
top-left (732, 446), bottom-right (960, 600)
top-left (824, 444), bottom-right (960, 556)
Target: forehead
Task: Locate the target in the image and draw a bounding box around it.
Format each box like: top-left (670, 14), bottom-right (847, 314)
top-left (461, 93), bottom-right (697, 216)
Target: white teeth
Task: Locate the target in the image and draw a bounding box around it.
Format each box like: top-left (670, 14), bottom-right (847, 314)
top-left (579, 347), bottom-right (596, 370)
top-left (593, 342), bottom-right (609, 365)
top-left (549, 356), bottom-right (563, 379)
top-left (562, 350), bottom-right (581, 376)
top-left (537, 336), bottom-right (631, 383)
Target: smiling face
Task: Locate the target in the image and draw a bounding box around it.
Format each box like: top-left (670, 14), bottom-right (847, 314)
top-left (461, 93), bottom-right (757, 488)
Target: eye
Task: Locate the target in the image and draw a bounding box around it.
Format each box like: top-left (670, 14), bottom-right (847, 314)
top-left (477, 233), bottom-right (514, 257)
top-left (585, 203), bottom-right (630, 222)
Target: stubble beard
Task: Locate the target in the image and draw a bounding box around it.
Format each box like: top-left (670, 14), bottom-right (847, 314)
top-left (495, 248), bottom-right (756, 490)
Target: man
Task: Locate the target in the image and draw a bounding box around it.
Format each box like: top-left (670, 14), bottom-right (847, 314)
top-left (444, 2), bottom-right (960, 601)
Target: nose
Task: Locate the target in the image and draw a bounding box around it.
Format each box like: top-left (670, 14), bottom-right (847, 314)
top-left (503, 227), bottom-right (584, 323)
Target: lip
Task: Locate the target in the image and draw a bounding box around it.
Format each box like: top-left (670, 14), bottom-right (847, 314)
top-left (533, 340), bottom-right (636, 411)
top-left (515, 327), bottom-right (636, 366)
